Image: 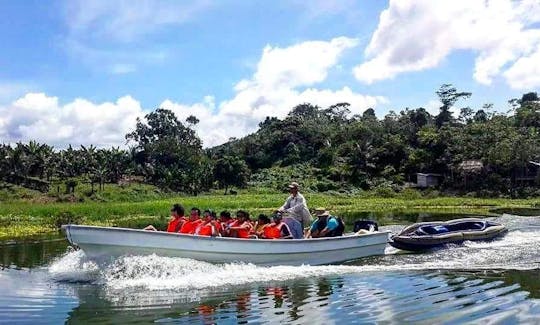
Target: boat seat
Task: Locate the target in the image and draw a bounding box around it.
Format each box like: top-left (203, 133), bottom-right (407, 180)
top-left (417, 225), bottom-right (448, 235)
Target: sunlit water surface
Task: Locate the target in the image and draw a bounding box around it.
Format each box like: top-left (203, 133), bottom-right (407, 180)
top-left (1, 214), bottom-right (540, 324)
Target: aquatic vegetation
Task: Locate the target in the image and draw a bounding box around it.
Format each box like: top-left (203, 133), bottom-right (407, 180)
top-left (0, 193), bottom-right (538, 240)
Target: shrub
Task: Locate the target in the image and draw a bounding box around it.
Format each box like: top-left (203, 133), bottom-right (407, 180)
top-left (399, 188), bottom-right (422, 200)
top-left (373, 185), bottom-right (396, 198)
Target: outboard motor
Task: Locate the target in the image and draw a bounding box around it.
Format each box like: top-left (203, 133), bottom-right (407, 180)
top-left (353, 220), bottom-right (378, 232)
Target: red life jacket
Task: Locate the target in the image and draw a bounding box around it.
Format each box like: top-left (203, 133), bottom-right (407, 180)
top-left (236, 221), bottom-right (253, 239)
top-left (196, 223), bottom-right (213, 236)
top-left (166, 217), bottom-right (184, 232)
top-left (179, 219), bottom-right (202, 234)
top-left (263, 223), bottom-right (283, 239)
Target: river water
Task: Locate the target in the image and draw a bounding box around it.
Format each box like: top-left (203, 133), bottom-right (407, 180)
top-left (1, 214), bottom-right (539, 324)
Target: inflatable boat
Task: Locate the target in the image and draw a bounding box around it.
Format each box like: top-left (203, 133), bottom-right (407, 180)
top-left (389, 218), bottom-right (507, 252)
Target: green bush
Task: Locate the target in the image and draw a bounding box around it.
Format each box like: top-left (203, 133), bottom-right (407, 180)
top-left (399, 188), bottom-right (422, 200)
top-left (373, 185), bottom-right (396, 198)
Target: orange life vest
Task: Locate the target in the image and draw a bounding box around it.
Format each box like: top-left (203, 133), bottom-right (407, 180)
top-left (179, 219), bottom-right (202, 234)
top-left (236, 221), bottom-right (253, 239)
top-left (196, 223), bottom-right (213, 236)
top-left (263, 223), bottom-right (283, 239)
top-left (167, 217), bottom-right (184, 232)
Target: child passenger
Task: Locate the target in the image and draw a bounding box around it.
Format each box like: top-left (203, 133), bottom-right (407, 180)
top-left (252, 214), bottom-right (271, 238)
top-left (195, 210), bottom-right (221, 237)
top-left (144, 204), bottom-right (185, 232)
top-left (228, 210), bottom-right (253, 239)
top-left (219, 210), bottom-right (235, 236)
top-left (262, 213), bottom-right (292, 239)
top-left (179, 207), bottom-right (202, 234)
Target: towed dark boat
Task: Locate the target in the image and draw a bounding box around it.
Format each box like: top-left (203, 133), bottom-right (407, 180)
top-left (389, 218), bottom-right (507, 252)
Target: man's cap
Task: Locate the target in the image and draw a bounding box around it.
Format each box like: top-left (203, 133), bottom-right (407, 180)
top-left (288, 182), bottom-right (300, 189)
top-left (314, 207), bottom-right (330, 217)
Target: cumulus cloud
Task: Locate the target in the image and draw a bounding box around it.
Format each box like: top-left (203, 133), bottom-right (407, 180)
top-left (196, 37), bottom-right (385, 146)
top-left (354, 0), bottom-right (540, 89)
top-left (1, 37), bottom-right (386, 148)
top-left (0, 93), bottom-right (143, 148)
top-left (159, 37), bottom-right (386, 147)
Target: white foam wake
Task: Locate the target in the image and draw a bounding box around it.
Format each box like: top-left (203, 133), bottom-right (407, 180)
top-left (48, 248), bottom-right (100, 283)
top-left (102, 254), bottom-right (361, 291)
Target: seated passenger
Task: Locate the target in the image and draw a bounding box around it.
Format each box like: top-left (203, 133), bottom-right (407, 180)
top-left (219, 210), bottom-right (235, 236)
top-left (253, 214), bottom-right (271, 238)
top-left (195, 209), bottom-right (220, 236)
top-left (262, 214), bottom-right (293, 239)
top-left (282, 215), bottom-right (303, 239)
top-left (144, 204), bottom-right (185, 232)
top-left (228, 210), bottom-right (253, 239)
top-left (305, 208), bottom-right (345, 238)
top-left (179, 207), bottom-right (202, 234)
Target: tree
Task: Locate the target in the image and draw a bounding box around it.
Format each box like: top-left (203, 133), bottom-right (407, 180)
top-left (125, 108), bottom-right (206, 192)
top-left (214, 155), bottom-right (250, 194)
top-left (435, 84), bottom-right (471, 128)
top-left (186, 115), bottom-right (200, 126)
top-left (515, 92), bottom-right (540, 128)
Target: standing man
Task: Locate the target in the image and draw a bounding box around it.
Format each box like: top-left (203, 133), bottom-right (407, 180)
top-left (278, 182), bottom-right (312, 228)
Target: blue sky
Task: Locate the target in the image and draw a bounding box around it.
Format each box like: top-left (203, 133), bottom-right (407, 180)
top-left (1, 0), bottom-right (539, 148)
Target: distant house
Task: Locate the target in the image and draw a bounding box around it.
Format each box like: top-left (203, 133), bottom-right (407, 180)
top-left (458, 160), bottom-right (484, 173)
top-left (417, 173), bottom-right (443, 188)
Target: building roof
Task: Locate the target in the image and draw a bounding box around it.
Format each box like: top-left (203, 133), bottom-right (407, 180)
top-left (458, 160), bottom-right (483, 172)
top-left (417, 173), bottom-right (443, 177)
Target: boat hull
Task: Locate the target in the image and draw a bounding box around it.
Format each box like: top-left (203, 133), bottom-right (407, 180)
top-left (62, 225), bottom-right (390, 266)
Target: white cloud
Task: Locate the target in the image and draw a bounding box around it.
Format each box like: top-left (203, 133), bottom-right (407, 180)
top-left (1, 37), bottom-right (386, 148)
top-left (254, 37), bottom-right (359, 89)
top-left (64, 0), bottom-right (212, 42)
top-left (162, 37), bottom-right (386, 147)
top-left (0, 93), bottom-right (143, 148)
top-left (423, 99), bottom-right (441, 116)
top-left (354, 0), bottom-right (540, 89)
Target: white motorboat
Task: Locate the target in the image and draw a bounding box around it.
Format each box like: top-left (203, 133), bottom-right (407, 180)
top-left (62, 225), bottom-right (390, 266)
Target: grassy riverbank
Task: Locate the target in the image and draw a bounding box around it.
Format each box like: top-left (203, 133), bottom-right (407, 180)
top-left (1, 192), bottom-right (539, 240)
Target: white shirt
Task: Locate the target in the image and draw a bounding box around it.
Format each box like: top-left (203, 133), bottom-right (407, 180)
top-left (279, 192), bottom-right (312, 227)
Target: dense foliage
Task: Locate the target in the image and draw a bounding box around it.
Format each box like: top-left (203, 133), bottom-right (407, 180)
top-left (1, 85), bottom-right (539, 198)
top-left (210, 85), bottom-right (540, 196)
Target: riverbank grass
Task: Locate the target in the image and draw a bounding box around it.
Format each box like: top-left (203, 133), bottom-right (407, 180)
top-left (1, 193), bottom-right (539, 240)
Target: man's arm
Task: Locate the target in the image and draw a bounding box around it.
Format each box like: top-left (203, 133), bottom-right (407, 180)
top-left (320, 218), bottom-right (339, 236)
top-left (278, 196), bottom-right (292, 212)
top-left (284, 194), bottom-right (307, 214)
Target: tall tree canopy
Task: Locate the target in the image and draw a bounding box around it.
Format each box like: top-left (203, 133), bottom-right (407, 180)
top-left (125, 108), bottom-right (208, 193)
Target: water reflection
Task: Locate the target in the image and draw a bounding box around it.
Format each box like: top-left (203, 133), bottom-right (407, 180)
top-left (0, 235), bottom-right (67, 269)
top-left (57, 270), bottom-right (540, 324)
